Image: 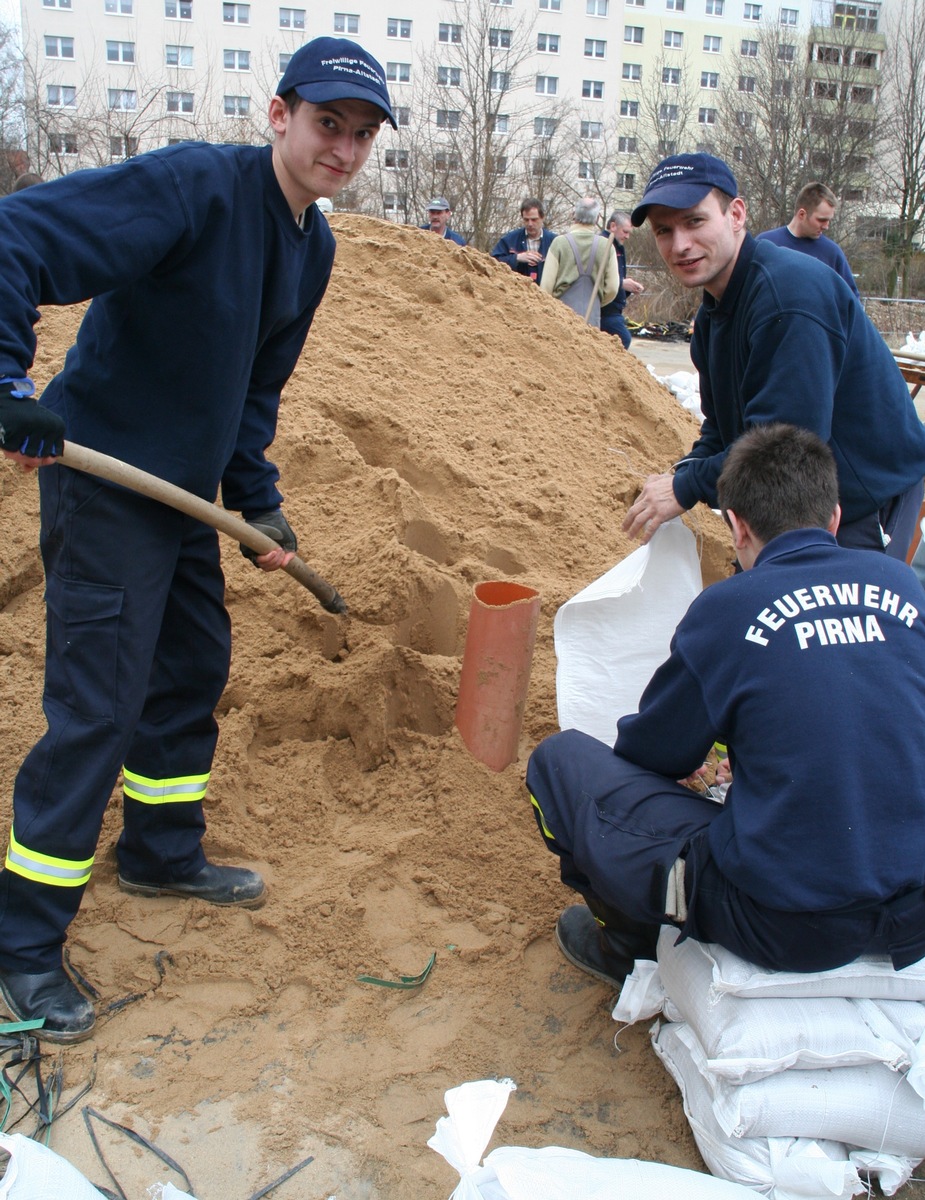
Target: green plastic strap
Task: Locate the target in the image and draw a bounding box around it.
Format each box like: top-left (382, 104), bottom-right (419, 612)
top-left (0, 1019), bottom-right (44, 1033)
top-left (357, 952), bottom-right (436, 990)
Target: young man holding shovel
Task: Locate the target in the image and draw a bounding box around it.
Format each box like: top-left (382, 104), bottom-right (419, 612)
top-left (0, 38), bottom-right (394, 1041)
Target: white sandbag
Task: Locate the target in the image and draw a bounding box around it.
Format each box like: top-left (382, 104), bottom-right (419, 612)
top-left (0, 1133), bottom-right (107, 1199)
top-left (653, 1020), bottom-right (916, 1199)
top-left (661, 1021), bottom-right (925, 1157)
top-left (656, 930), bottom-right (909, 1082)
top-left (428, 1077), bottom-right (757, 1199)
top-left (554, 520), bottom-right (701, 745)
top-left (611, 958), bottom-right (665, 1025)
top-left (705, 940), bottom-right (925, 1001)
top-left (867, 1000), bottom-right (925, 1100)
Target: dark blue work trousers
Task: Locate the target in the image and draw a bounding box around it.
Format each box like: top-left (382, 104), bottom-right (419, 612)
top-left (527, 729), bottom-right (925, 973)
top-left (600, 309), bottom-right (632, 349)
top-left (0, 468), bottom-right (230, 971)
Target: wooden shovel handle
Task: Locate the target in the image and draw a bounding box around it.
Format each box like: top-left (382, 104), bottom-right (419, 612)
top-left (56, 441), bottom-right (348, 614)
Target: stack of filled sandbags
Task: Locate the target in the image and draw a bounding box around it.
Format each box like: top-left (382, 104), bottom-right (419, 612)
top-left (636, 928), bottom-right (925, 1198)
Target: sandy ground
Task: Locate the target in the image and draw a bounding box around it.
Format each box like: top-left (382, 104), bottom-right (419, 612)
top-left (0, 216), bottom-right (915, 1199)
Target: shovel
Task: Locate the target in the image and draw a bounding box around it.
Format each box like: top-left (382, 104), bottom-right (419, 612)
top-left (57, 441), bottom-right (348, 613)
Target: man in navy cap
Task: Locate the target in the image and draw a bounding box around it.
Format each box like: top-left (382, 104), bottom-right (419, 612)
top-left (622, 152), bottom-right (925, 561)
top-left (420, 197), bottom-right (467, 245)
top-left (0, 37), bottom-right (393, 1041)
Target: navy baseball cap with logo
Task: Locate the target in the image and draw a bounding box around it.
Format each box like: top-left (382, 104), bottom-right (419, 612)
top-left (631, 153), bottom-right (738, 226)
top-left (276, 37), bottom-right (397, 129)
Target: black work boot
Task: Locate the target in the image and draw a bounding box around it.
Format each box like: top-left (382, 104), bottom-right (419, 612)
top-left (0, 965), bottom-right (96, 1044)
top-left (555, 901), bottom-right (659, 987)
top-left (118, 862), bottom-right (266, 908)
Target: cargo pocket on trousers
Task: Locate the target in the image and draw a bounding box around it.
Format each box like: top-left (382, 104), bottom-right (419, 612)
top-left (44, 575), bottom-right (124, 722)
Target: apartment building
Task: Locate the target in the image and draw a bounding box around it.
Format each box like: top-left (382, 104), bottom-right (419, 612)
top-left (18, 0), bottom-right (883, 226)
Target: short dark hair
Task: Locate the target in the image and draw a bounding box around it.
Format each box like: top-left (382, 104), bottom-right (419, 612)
top-left (717, 423), bottom-right (839, 544)
top-left (281, 90), bottom-right (303, 113)
top-left (795, 182), bottom-right (837, 215)
top-left (521, 197), bottom-right (544, 218)
top-left (13, 173), bottom-right (43, 191)
top-left (711, 187), bottom-right (735, 213)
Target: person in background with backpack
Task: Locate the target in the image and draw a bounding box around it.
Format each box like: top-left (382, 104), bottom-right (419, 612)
top-left (539, 196), bottom-right (618, 327)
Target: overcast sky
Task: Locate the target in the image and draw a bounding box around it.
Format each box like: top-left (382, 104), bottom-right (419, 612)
top-left (1, 0), bottom-right (20, 32)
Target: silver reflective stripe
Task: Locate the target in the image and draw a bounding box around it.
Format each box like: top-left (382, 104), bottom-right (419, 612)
top-left (126, 779), bottom-right (205, 799)
top-left (5, 831), bottom-right (93, 887)
top-left (123, 768), bottom-right (209, 805)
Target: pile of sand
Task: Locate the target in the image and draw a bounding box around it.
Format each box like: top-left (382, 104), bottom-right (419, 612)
top-left (0, 216), bottom-right (736, 1197)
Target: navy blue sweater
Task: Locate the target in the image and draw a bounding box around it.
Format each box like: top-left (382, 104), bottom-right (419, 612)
top-left (490, 226), bottom-right (557, 283)
top-left (616, 529), bottom-right (925, 912)
top-left (673, 235), bottom-right (925, 522)
top-left (0, 142), bottom-right (334, 514)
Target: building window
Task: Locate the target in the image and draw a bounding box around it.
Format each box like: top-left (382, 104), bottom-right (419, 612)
top-left (586, 37), bottom-right (607, 54)
top-left (666, 0), bottom-right (685, 8)
top-left (736, 110), bottom-right (755, 127)
top-left (394, 105), bottom-right (410, 126)
top-left (336, 12), bottom-right (360, 33)
top-left (699, 106), bottom-right (717, 123)
top-left (49, 132), bottom-right (78, 154)
top-left (779, 6), bottom-right (798, 22)
top-left (383, 192), bottom-right (405, 212)
top-left (434, 151), bottom-right (460, 170)
top-left (165, 89), bottom-right (193, 112)
top-left (224, 49), bottom-right (250, 69)
top-left (815, 44), bottom-right (840, 62)
top-left (814, 80), bottom-right (839, 98)
top-left (662, 66), bottom-right (681, 84)
top-left (279, 7), bottom-right (304, 28)
top-left (387, 61), bottom-right (411, 82)
top-left (46, 83), bottom-right (77, 106)
top-left (387, 16), bottom-right (411, 37)
top-left (622, 62), bottom-right (642, 80)
top-left (490, 71), bottom-right (510, 90)
top-left (105, 0), bottom-right (133, 12)
top-left (738, 74), bottom-right (756, 91)
top-left (43, 0), bottom-right (72, 7)
top-left (773, 79), bottom-right (792, 95)
top-left (222, 2), bottom-right (248, 22)
top-left (620, 98), bottom-right (639, 116)
top-left (583, 79), bottom-right (604, 99)
top-left (490, 113), bottom-right (510, 132)
top-left (616, 172), bottom-right (635, 189)
top-left (532, 157), bottom-right (553, 175)
top-left (587, 0), bottom-right (608, 11)
top-left (626, 0), bottom-right (645, 6)
top-left (384, 148), bottom-right (409, 168)
top-left (741, 38), bottom-right (758, 55)
top-left (622, 27), bottom-right (642, 44)
top-left (109, 87), bottom-right (137, 109)
top-left (536, 74), bottom-right (558, 93)
top-left (539, 0), bottom-right (561, 9)
top-left (490, 155), bottom-right (507, 174)
top-left (437, 65), bottom-right (461, 86)
top-left (164, 0), bottom-right (191, 16)
top-left (855, 48), bottom-right (877, 67)
top-left (578, 161), bottom-right (601, 180)
top-left (659, 102), bottom-right (679, 120)
top-left (744, 2), bottom-right (761, 16)
top-left (537, 32), bottom-right (559, 51)
top-left (701, 70), bottom-right (719, 87)
top-left (279, 51), bottom-right (291, 70)
top-left (664, 30), bottom-right (683, 47)
top-left (703, 35), bottom-right (722, 51)
top-left (778, 42), bottom-right (795, 59)
top-left (617, 136), bottom-right (638, 153)
top-left (852, 85), bottom-right (874, 102)
top-left (44, 36), bottom-right (75, 57)
top-left (166, 44), bottom-right (193, 66)
top-left (491, 0), bottom-right (513, 6)
top-left (436, 108), bottom-right (460, 128)
top-left (580, 119), bottom-right (603, 139)
top-left (224, 94), bottom-right (250, 116)
top-left (106, 39), bottom-right (134, 62)
top-left (110, 134), bottom-right (138, 158)
top-left (534, 116), bottom-right (557, 136)
top-left (490, 26), bottom-right (513, 46)
top-left (439, 22), bottom-right (462, 41)
top-left (705, 0), bottom-right (724, 11)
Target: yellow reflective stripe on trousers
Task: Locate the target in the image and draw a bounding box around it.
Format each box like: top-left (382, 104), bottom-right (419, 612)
top-left (5, 829), bottom-right (94, 887)
top-left (529, 793), bottom-right (555, 841)
top-left (123, 768), bottom-right (210, 804)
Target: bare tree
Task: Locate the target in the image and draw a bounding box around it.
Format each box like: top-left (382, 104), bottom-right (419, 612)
top-left (876, 0), bottom-right (925, 296)
top-left (0, 18), bottom-right (27, 192)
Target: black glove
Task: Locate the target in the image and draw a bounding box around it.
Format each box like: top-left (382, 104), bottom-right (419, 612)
top-left (0, 379), bottom-right (65, 458)
top-left (240, 509), bottom-right (298, 564)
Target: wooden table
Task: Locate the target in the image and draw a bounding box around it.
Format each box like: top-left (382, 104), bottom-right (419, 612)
top-left (892, 351), bottom-right (925, 399)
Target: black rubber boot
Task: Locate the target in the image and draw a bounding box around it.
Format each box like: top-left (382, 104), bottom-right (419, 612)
top-left (118, 862), bottom-right (266, 908)
top-left (0, 966), bottom-right (96, 1044)
top-left (555, 900), bottom-right (659, 987)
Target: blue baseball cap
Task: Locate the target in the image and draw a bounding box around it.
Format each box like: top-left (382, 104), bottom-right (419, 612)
top-left (276, 37), bottom-right (397, 129)
top-left (631, 153), bottom-right (738, 226)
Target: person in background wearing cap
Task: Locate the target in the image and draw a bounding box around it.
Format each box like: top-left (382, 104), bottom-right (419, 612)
top-left (420, 197), bottom-right (466, 246)
top-left (599, 211), bottom-right (644, 349)
top-left (490, 198), bottom-right (556, 284)
top-left (0, 36), bottom-right (395, 1042)
top-left (622, 152), bottom-right (925, 560)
